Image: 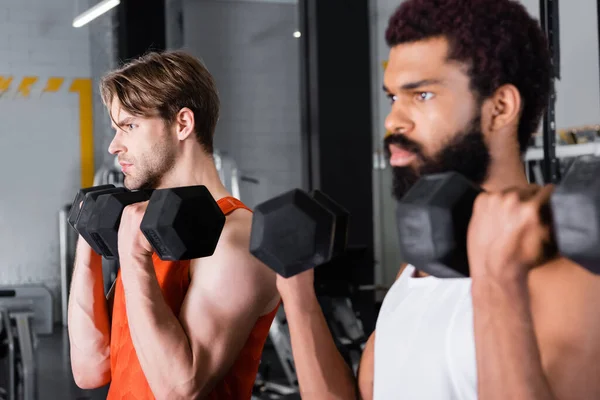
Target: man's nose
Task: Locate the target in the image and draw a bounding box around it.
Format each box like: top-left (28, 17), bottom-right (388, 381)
top-left (384, 104), bottom-right (414, 136)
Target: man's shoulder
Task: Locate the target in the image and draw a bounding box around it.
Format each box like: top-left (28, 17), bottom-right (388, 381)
top-left (529, 258), bottom-right (600, 399)
top-left (190, 204), bottom-right (278, 312)
top-left (214, 204), bottom-right (254, 257)
top-left (530, 257), bottom-right (600, 350)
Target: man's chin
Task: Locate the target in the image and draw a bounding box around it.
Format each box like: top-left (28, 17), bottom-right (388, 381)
top-left (123, 176), bottom-right (140, 191)
top-left (391, 166), bottom-right (421, 201)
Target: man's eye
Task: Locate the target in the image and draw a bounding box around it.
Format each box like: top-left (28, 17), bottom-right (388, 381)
top-left (416, 92), bottom-right (435, 101)
top-left (387, 94), bottom-right (397, 104)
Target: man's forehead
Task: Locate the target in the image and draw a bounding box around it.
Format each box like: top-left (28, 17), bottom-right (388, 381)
top-left (110, 100), bottom-right (130, 118)
top-left (384, 38), bottom-right (467, 88)
top-left (110, 100), bottom-right (134, 126)
top-left (389, 36), bottom-right (450, 65)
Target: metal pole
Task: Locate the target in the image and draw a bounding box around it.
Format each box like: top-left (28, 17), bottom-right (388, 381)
top-left (58, 206), bottom-right (70, 327)
top-left (540, 0), bottom-right (561, 184)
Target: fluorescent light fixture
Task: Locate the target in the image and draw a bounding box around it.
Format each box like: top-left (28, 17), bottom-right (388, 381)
top-left (73, 0), bottom-right (120, 28)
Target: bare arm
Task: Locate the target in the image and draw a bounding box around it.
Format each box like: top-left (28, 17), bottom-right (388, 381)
top-left (118, 214), bottom-right (279, 399)
top-left (276, 264), bottom-right (408, 399)
top-left (67, 239), bottom-right (112, 389)
top-left (472, 275), bottom-right (557, 400)
top-left (356, 332), bottom-right (375, 400)
top-left (468, 188), bottom-right (600, 400)
top-left (281, 283), bottom-right (358, 400)
top-left (473, 259), bottom-right (600, 400)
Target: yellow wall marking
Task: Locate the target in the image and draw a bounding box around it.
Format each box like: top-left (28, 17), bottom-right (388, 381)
top-left (0, 75), bottom-right (94, 188)
top-left (382, 60), bottom-right (390, 138)
top-left (69, 78), bottom-right (94, 188)
top-left (17, 76), bottom-right (38, 97)
top-left (43, 77), bottom-right (65, 93)
top-left (0, 76), bottom-right (13, 95)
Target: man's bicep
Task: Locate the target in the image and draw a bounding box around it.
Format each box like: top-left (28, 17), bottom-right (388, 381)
top-left (357, 331), bottom-right (375, 400)
top-left (177, 251), bottom-right (273, 386)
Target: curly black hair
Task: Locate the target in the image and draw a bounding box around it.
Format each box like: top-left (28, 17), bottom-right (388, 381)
top-left (386, 0), bottom-right (552, 153)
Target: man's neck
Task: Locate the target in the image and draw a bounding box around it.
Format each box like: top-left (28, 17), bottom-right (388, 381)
top-left (158, 148), bottom-right (232, 201)
top-left (481, 144), bottom-right (529, 193)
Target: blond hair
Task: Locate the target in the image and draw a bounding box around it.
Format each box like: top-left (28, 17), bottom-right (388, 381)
top-left (100, 50), bottom-right (220, 153)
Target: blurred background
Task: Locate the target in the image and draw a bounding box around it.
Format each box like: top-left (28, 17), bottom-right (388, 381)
top-left (0, 0), bottom-right (598, 398)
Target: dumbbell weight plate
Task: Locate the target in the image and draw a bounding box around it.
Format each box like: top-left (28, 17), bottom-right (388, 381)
top-left (311, 190), bottom-right (350, 258)
top-left (396, 171), bottom-right (482, 278)
top-left (67, 184), bottom-right (116, 232)
top-left (75, 187), bottom-right (128, 256)
top-left (249, 189), bottom-right (337, 278)
top-left (140, 185), bottom-right (226, 261)
top-left (86, 190), bottom-right (154, 260)
top-left (551, 154), bottom-right (600, 274)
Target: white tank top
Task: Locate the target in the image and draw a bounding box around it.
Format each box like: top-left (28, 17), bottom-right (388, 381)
top-left (373, 265), bottom-right (477, 399)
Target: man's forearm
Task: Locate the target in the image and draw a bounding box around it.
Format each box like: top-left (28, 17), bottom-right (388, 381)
top-left (119, 255), bottom-right (200, 398)
top-left (67, 240), bottom-right (111, 386)
top-left (283, 290), bottom-right (357, 399)
top-left (471, 276), bottom-right (557, 400)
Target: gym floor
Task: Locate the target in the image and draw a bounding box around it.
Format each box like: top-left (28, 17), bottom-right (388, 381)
top-left (34, 324), bottom-right (289, 399)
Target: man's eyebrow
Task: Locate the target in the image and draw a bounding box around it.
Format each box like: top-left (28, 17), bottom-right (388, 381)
top-left (383, 79), bottom-right (444, 93)
top-left (111, 116), bottom-right (136, 129)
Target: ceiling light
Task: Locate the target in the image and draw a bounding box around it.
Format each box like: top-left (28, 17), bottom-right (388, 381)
top-left (73, 0), bottom-right (120, 28)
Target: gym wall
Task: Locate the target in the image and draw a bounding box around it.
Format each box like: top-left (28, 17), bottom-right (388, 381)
top-left (88, 5), bottom-right (119, 173)
top-left (519, 0), bottom-right (600, 128)
top-left (369, 0), bottom-right (600, 290)
top-left (0, 0), bottom-right (92, 321)
top-left (180, 0), bottom-right (304, 209)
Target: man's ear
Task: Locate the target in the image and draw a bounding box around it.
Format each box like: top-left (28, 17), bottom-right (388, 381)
top-left (175, 107), bottom-right (195, 141)
top-left (487, 84), bottom-right (522, 131)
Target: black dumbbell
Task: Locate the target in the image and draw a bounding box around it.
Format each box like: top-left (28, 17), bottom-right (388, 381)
top-left (86, 189), bottom-right (154, 259)
top-left (396, 154), bottom-right (600, 277)
top-left (140, 186), bottom-right (227, 260)
top-left (68, 184), bottom-right (117, 230)
top-left (69, 185), bottom-right (128, 256)
top-left (82, 185), bottom-right (226, 261)
top-left (249, 189), bottom-right (349, 278)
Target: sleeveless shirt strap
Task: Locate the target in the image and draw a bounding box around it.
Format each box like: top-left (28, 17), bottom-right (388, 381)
top-left (217, 196), bottom-right (252, 215)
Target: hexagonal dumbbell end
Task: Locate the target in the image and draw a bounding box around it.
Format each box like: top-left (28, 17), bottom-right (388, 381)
top-left (396, 171), bottom-right (482, 278)
top-left (311, 190), bottom-right (349, 258)
top-left (140, 186), bottom-right (226, 261)
top-left (68, 184), bottom-right (116, 232)
top-left (551, 155), bottom-right (600, 275)
top-left (249, 189), bottom-right (336, 278)
top-left (87, 190), bottom-right (154, 260)
top-left (75, 186), bottom-right (128, 257)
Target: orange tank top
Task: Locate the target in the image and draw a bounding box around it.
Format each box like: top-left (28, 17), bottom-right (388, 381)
top-left (107, 197), bottom-right (279, 399)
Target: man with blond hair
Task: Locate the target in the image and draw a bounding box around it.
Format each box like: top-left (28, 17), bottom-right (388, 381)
top-left (67, 50), bottom-right (280, 399)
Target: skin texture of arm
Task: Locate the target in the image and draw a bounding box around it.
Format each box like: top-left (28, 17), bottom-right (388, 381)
top-left (471, 275), bottom-right (557, 400)
top-left (281, 281), bottom-right (358, 400)
top-left (276, 264), bottom-right (409, 400)
top-left (67, 239), bottom-right (112, 389)
top-left (356, 332), bottom-right (375, 400)
top-left (117, 204), bottom-right (279, 398)
top-left (468, 186), bottom-right (600, 400)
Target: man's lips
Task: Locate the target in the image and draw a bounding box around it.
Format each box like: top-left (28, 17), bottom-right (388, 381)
top-left (388, 144), bottom-right (417, 167)
top-left (119, 162), bottom-right (133, 172)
